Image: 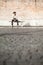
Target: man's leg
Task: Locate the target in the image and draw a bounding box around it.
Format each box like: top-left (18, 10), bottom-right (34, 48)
top-left (11, 21), bottom-right (13, 27)
top-left (17, 21), bottom-right (19, 26)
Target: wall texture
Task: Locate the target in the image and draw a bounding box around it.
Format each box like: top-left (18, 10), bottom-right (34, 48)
top-left (0, 0), bottom-right (43, 26)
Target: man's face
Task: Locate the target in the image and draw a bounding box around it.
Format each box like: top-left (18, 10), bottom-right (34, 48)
top-left (13, 12), bottom-right (16, 16)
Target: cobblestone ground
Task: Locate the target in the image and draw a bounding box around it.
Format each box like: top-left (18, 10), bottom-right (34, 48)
top-left (0, 27), bottom-right (43, 65)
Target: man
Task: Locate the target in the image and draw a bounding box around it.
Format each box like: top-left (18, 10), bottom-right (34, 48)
top-left (11, 11), bottom-right (19, 27)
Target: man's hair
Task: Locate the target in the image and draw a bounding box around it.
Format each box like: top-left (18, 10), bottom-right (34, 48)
top-left (13, 12), bottom-right (16, 14)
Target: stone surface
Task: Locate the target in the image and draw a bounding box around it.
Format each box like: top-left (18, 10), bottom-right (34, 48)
top-left (0, 27), bottom-right (43, 65)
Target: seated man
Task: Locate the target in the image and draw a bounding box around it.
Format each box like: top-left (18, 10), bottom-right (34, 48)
top-left (11, 12), bottom-right (19, 27)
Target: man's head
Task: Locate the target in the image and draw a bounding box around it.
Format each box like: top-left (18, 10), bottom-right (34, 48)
top-left (13, 11), bottom-right (16, 16)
